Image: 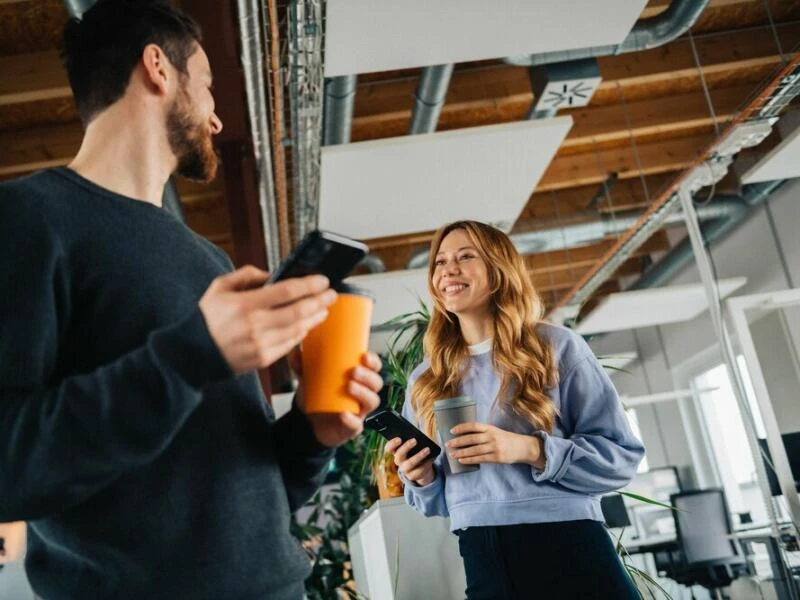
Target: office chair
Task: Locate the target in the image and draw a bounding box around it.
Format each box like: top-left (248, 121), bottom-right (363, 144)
top-left (670, 489), bottom-right (749, 600)
top-left (600, 494), bottom-right (631, 529)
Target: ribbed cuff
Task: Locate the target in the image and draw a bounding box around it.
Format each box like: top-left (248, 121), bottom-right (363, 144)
top-left (148, 307), bottom-right (233, 390)
top-left (530, 431), bottom-right (572, 483)
top-left (280, 400), bottom-right (333, 456)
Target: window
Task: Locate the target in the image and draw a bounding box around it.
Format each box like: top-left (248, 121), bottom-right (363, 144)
top-left (693, 361), bottom-right (769, 523)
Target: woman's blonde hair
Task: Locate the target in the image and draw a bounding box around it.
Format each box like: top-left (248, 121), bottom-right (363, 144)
top-left (411, 220), bottom-right (558, 439)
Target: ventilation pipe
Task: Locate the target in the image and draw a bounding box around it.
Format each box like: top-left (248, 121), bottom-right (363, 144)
top-left (357, 253), bottom-right (387, 274)
top-left (409, 64), bottom-right (454, 134)
top-left (510, 0), bottom-right (709, 67)
top-left (236, 0), bottom-right (282, 269)
top-left (405, 199), bottom-right (741, 269)
top-left (323, 75), bottom-right (358, 145)
top-left (629, 180), bottom-right (785, 290)
top-left (523, 0), bottom-right (709, 119)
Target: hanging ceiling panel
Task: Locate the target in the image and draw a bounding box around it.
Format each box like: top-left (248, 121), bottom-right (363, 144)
top-left (319, 117), bottom-right (573, 239)
top-left (575, 277), bottom-right (748, 335)
top-left (324, 0), bottom-right (650, 77)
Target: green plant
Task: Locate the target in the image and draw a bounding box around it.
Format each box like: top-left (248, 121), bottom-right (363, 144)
top-left (360, 300), bottom-right (430, 478)
top-left (291, 436), bottom-right (373, 599)
top-left (292, 300), bottom-right (430, 599)
top-left (613, 492), bottom-right (677, 600)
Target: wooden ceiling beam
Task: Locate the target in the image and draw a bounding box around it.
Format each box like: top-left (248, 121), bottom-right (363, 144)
top-left (640, 0), bottom-right (765, 19)
top-left (0, 50), bottom-right (69, 106)
top-left (525, 230), bottom-right (670, 273)
top-left (519, 171), bottom-right (681, 221)
top-left (350, 23), bottom-right (800, 141)
top-left (532, 257), bottom-right (644, 293)
top-left (537, 130), bottom-right (713, 192)
top-left (0, 122), bottom-right (81, 176)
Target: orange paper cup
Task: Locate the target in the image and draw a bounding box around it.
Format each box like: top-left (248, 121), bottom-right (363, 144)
top-left (300, 284), bottom-right (374, 414)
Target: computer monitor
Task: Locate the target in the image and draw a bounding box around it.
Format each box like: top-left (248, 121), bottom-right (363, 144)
top-left (600, 494), bottom-right (631, 529)
top-left (757, 432), bottom-right (800, 496)
top-left (622, 466), bottom-right (682, 508)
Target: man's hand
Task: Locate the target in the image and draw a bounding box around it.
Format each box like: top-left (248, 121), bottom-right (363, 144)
top-left (386, 437), bottom-right (436, 486)
top-left (447, 422), bottom-right (546, 470)
top-left (199, 266), bottom-right (337, 374)
top-left (295, 351), bottom-right (383, 447)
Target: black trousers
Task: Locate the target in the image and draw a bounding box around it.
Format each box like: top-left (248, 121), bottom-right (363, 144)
top-left (455, 520), bottom-right (639, 600)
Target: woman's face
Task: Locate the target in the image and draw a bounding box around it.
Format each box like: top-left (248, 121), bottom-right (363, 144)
top-left (432, 229), bottom-right (492, 318)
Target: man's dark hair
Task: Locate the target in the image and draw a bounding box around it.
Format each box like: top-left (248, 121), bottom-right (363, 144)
top-left (62, 0), bottom-right (202, 125)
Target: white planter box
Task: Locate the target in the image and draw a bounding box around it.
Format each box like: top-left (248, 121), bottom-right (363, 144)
top-left (347, 497), bottom-right (465, 600)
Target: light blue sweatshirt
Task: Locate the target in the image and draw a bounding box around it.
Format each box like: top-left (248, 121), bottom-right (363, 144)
top-left (401, 322), bottom-right (645, 531)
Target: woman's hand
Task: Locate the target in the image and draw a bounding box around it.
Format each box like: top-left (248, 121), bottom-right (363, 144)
top-left (385, 437), bottom-right (436, 486)
top-left (447, 422), bottom-right (546, 470)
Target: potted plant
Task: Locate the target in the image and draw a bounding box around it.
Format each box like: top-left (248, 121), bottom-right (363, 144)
top-left (361, 300), bottom-right (430, 498)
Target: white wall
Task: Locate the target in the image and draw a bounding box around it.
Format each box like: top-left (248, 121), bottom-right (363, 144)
top-left (588, 179), bottom-right (800, 480)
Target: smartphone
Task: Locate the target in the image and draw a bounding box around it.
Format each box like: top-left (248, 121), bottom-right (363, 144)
top-left (268, 230), bottom-right (368, 286)
top-left (365, 410), bottom-right (441, 460)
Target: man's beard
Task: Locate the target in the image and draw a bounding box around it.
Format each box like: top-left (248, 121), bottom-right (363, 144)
top-left (166, 87), bottom-right (219, 183)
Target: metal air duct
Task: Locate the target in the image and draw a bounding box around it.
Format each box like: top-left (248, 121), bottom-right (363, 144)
top-left (629, 180), bottom-right (785, 290)
top-left (323, 75), bottom-right (358, 145)
top-left (405, 199), bottom-right (741, 269)
top-left (409, 64), bottom-right (454, 135)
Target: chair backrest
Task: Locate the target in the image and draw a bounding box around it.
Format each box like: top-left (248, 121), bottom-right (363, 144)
top-left (600, 494), bottom-right (631, 529)
top-left (671, 489), bottom-right (741, 566)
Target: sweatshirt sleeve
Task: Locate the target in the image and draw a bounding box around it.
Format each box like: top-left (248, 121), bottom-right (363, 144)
top-left (272, 400), bottom-right (335, 512)
top-left (0, 201), bottom-right (232, 522)
top-left (399, 368), bottom-right (449, 518)
top-left (531, 353), bottom-right (645, 494)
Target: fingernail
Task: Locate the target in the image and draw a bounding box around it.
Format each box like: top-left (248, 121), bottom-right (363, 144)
top-left (313, 309), bottom-right (328, 325)
top-left (421, 448), bottom-right (430, 455)
top-left (311, 275), bottom-right (329, 288)
top-left (322, 289), bottom-right (338, 304)
top-left (409, 439), bottom-right (417, 446)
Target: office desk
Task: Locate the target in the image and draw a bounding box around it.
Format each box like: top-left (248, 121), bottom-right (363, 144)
top-left (625, 533), bottom-right (679, 556)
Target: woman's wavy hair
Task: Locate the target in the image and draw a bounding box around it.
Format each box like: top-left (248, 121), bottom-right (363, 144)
top-left (411, 220), bottom-right (558, 439)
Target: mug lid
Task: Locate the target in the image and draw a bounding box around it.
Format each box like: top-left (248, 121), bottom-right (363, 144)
top-left (433, 396), bottom-right (476, 411)
top-left (335, 282), bottom-right (375, 300)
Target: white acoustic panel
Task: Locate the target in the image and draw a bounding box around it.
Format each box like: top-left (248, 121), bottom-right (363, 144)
top-left (575, 277), bottom-right (748, 335)
top-left (325, 0), bottom-right (650, 77)
top-left (320, 118), bottom-right (573, 239)
top-left (741, 111), bottom-right (800, 184)
top-left (346, 269), bottom-right (430, 355)
top-left (347, 269), bottom-right (430, 327)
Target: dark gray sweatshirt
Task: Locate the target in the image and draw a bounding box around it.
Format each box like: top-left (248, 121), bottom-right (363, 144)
top-left (0, 168), bottom-right (332, 599)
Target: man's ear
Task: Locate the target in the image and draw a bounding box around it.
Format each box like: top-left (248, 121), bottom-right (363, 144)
top-left (141, 43), bottom-right (172, 96)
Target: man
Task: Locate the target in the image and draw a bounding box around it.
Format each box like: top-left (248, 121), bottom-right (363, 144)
top-left (0, 1), bottom-right (382, 598)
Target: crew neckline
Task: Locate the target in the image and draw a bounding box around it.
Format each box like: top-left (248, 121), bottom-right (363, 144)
top-left (468, 338), bottom-right (493, 356)
top-left (53, 167), bottom-right (167, 213)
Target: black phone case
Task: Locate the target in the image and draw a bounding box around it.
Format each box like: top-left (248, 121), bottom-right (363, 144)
top-left (365, 410), bottom-right (441, 459)
top-left (268, 230), bottom-right (368, 285)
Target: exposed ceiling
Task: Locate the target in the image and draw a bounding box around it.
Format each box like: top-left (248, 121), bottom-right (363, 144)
top-left (1, 0), bottom-right (799, 325)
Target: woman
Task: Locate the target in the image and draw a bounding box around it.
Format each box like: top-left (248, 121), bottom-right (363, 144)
top-left (386, 220), bottom-right (645, 599)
